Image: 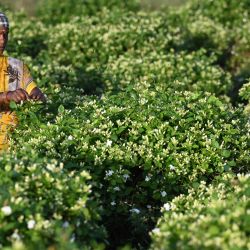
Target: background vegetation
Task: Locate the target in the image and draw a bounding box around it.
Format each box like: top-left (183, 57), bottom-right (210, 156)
top-left (0, 0), bottom-right (187, 15)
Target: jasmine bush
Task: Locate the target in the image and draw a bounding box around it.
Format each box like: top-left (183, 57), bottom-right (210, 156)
top-left (37, 0), bottom-right (140, 25)
top-left (150, 173), bottom-right (250, 250)
top-left (0, 152), bottom-right (106, 249)
top-left (10, 83), bottom-right (250, 247)
top-left (239, 80), bottom-right (250, 114)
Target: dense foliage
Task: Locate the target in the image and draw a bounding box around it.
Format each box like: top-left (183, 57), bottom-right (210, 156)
top-left (0, 152), bottom-right (106, 249)
top-left (36, 0), bottom-right (140, 25)
top-left (0, 0), bottom-right (249, 249)
top-left (150, 173), bottom-right (250, 250)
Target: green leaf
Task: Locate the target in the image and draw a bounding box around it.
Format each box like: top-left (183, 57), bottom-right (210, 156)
top-left (58, 105), bottom-right (65, 114)
top-left (111, 134), bottom-right (118, 141)
top-left (223, 164), bottom-right (230, 172)
top-left (192, 182), bottom-right (199, 189)
top-left (212, 140), bottom-right (219, 148)
top-left (208, 225), bottom-right (220, 236)
top-left (222, 150), bottom-right (231, 158)
top-left (116, 126), bottom-right (126, 134)
top-left (9, 101), bottom-right (17, 110)
top-left (228, 161), bottom-right (236, 167)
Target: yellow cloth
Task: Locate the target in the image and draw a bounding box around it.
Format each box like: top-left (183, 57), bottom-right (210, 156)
top-left (0, 55), bottom-right (37, 151)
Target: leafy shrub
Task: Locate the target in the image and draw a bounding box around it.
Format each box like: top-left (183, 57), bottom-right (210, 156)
top-left (0, 151), bottom-right (106, 249)
top-left (239, 80), bottom-right (250, 101)
top-left (4, 0), bottom-right (250, 98)
top-left (6, 2), bottom-right (249, 98)
top-left (36, 11), bottom-right (232, 96)
top-left (182, 0), bottom-right (250, 74)
top-left (5, 11), bottom-right (48, 59)
top-left (239, 80), bottom-right (250, 114)
top-left (150, 173), bottom-right (250, 250)
top-left (103, 49), bottom-right (231, 94)
top-left (185, 0), bottom-right (250, 27)
top-left (37, 0), bottom-right (140, 25)
top-left (10, 84), bottom-right (250, 247)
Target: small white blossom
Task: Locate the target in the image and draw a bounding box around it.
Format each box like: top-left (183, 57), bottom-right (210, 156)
top-left (106, 140), bottom-right (112, 147)
top-left (161, 191), bottom-right (167, 197)
top-left (123, 174), bottom-right (129, 181)
top-left (1, 206), bottom-right (12, 215)
top-left (62, 221), bottom-right (70, 228)
top-left (152, 228), bottom-right (160, 234)
top-left (163, 203), bottom-right (171, 211)
top-left (68, 135), bottom-right (73, 140)
top-left (114, 187), bottom-right (120, 191)
top-left (147, 205), bottom-right (152, 209)
top-left (27, 220), bottom-right (36, 229)
top-left (111, 201), bottom-right (116, 206)
top-left (106, 170), bottom-right (114, 177)
top-left (11, 230), bottom-right (21, 241)
top-left (70, 234), bottom-right (76, 243)
top-left (130, 208), bottom-right (140, 214)
top-left (170, 164), bottom-right (175, 170)
top-left (145, 176), bottom-right (151, 182)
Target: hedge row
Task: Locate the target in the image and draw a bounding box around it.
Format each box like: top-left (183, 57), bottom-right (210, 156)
top-left (4, 0), bottom-right (250, 98)
top-left (0, 151), bottom-right (106, 249)
top-left (150, 173), bottom-right (250, 250)
top-left (10, 84), bottom-right (250, 247)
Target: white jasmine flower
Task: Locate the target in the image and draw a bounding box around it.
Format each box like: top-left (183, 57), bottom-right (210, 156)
top-left (106, 170), bottom-right (114, 177)
top-left (70, 234), bottom-right (76, 243)
top-left (114, 187), bottom-right (120, 191)
top-left (152, 228), bottom-right (160, 234)
top-left (147, 205), bottom-right (152, 209)
top-left (68, 135), bottom-right (73, 140)
top-left (163, 203), bottom-right (171, 211)
top-left (145, 176), bottom-right (151, 182)
top-left (106, 140), bottom-right (112, 147)
top-left (27, 220), bottom-right (36, 229)
top-left (130, 208), bottom-right (140, 214)
top-left (11, 230), bottom-right (21, 241)
top-left (161, 191), bottom-right (167, 197)
top-left (111, 201), bottom-right (116, 206)
top-left (62, 221), bottom-right (70, 228)
top-left (170, 164), bottom-right (175, 170)
top-left (123, 174), bottom-right (129, 180)
top-left (1, 206), bottom-right (12, 215)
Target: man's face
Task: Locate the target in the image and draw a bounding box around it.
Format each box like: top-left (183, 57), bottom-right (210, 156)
top-left (0, 26), bottom-right (8, 54)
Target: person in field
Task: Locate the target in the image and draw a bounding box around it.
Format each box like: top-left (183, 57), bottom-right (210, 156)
top-left (0, 12), bottom-right (46, 151)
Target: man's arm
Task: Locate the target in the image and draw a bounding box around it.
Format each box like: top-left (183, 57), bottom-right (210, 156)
top-left (22, 64), bottom-right (46, 102)
top-left (0, 89), bottom-right (30, 109)
top-left (29, 87), bottom-right (46, 102)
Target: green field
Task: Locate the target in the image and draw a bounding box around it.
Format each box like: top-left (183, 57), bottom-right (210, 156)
top-left (0, 0), bottom-right (249, 249)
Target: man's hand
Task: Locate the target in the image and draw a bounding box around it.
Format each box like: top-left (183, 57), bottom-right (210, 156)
top-left (29, 87), bottom-right (46, 102)
top-left (6, 89), bottom-right (30, 103)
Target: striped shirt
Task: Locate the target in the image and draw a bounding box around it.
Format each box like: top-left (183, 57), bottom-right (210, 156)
top-left (0, 55), bottom-right (36, 150)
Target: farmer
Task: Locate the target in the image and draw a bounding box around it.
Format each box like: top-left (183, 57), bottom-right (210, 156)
top-left (0, 12), bottom-right (46, 151)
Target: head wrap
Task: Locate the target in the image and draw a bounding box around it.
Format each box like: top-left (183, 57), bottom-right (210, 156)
top-left (0, 12), bottom-right (9, 29)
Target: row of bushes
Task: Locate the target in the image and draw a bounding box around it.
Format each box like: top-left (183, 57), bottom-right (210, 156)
top-left (4, 0), bottom-right (250, 99)
top-left (0, 151), bottom-right (106, 249)
top-left (9, 83), bottom-right (250, 247)
top-left (151, 173), bottom-right (250, 250)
